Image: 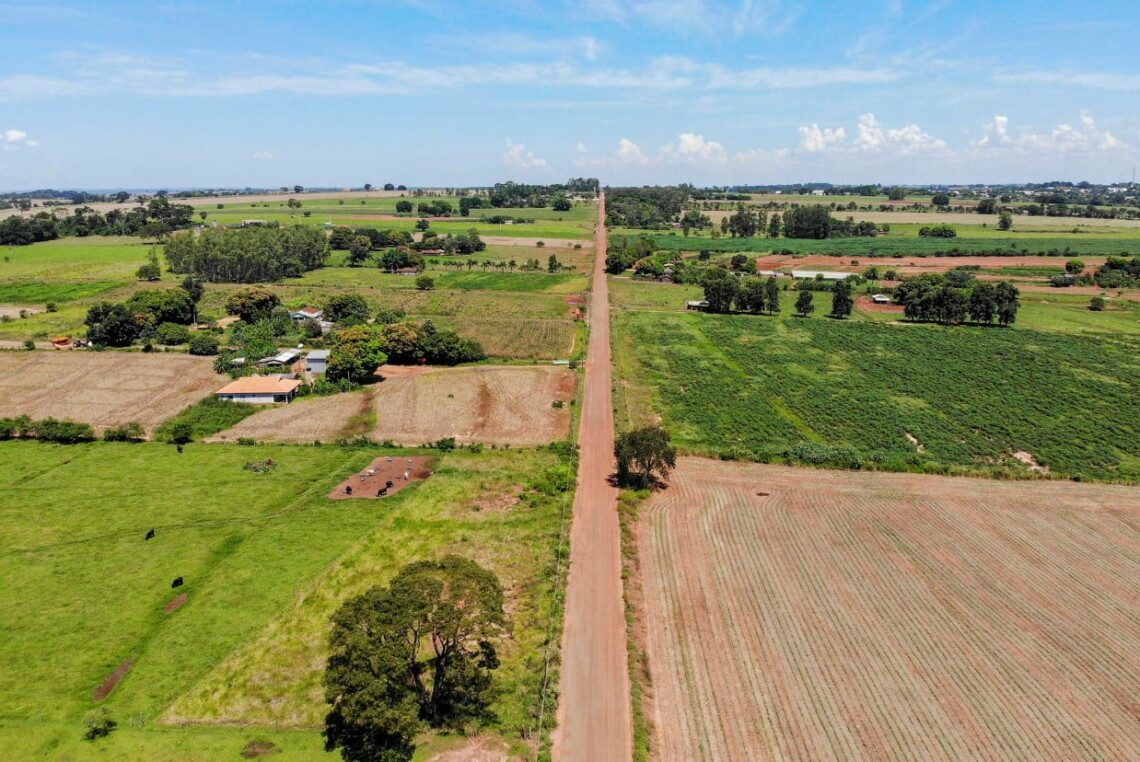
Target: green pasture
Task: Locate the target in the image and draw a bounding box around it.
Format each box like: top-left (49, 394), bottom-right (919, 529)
top-left (613, 311), bottom-right (1140, 482)
top-left (621, 232), bottom-right (1140, 258)
top-left (0, 441), bottom-right (571, 760)
top-left (1, 237), bottom-right (154, 282)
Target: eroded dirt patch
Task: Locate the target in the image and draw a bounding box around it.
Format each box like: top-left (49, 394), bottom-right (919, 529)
top-left (163, 593), bottom-right (188, 614)
top-left (328, 455), bottom-right (433, 500)
top-left (94, 657), bottom-right (135, 700)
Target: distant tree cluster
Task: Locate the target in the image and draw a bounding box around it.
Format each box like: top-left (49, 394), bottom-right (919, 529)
top-left (0, 415), bottom-right (95, 444)
top-left (330, 227), bottom-right (414, 251)
top-left (377, 320), bottom-right (486, 365)
top-left (165, 226), bottom-right (329, 282)
top-left (0, 197), bottom-right (195, 245)
top-left (1094, 256), bottom-right (1140, 288)
top-left (918, 224), bottom-right (958, 238)
top-left (488, 178), bottom-right (598, 208)
top-left (85, 286), bottom-right (200, 347)
top-left (605, 186), bottom-right (689, 228)
top-left (894, 271), bottom-right (1020, 325)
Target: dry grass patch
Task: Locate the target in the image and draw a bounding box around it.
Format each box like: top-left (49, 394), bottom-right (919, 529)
top-left (216, 365), bottom-right (575, 446)
top-left (0, 352), bottom-right (224, 434)
top-left (640, 457), bottom-right (1140, 761)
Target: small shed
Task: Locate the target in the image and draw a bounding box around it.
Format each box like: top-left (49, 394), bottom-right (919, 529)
top-left (871, 294), bottom-right (892, 304)
top-left (257, 349), bottom-right (302, 368)
top-left (215, 376), bottom-right (302, 404)
top-left (395, 267), bottom-right (423, 276)
top-left (305, 349), bottom-right (330, 374)
top-left (686, 300), bottom-right (710, 311)
top-left (792, 270), bottom-right (849, 281)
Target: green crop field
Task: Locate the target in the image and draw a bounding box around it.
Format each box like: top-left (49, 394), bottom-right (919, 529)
top-left (623, 233), bottom-right (1140, 258)
top-left (1, 237), bottom-right (155, 282)
top-left (0, 441), bottom-right (573, 760)
top-left (613, 310), bottom-right (1140, 482)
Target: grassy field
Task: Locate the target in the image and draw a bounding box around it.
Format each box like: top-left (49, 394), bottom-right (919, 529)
top-left (612, 309), bottom-right (1140, 482)
top-left (0, 440), bottom-right (573, 760)
top-left (638, 457), bottom-right (1140, 761)
top-left (624, 233), bottom-right (1140, 257)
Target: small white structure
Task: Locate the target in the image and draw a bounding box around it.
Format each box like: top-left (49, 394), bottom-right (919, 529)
top-left (792, 270), bottom-right (849, 281)
top-left (305, 349), bottom-right (330, 374)
top-left (257, 349), bottom-right (302, 368)
top-left (216, 376), bottom-right (302, 404)
top-left (686, 300), bottom-right (710, 311)
top-left (871, 294), bottom-right (892, 304)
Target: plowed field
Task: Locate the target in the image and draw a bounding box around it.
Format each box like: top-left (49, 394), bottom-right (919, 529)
top-left (639, 457), bottom-right (1140, 761)
top-left (215, 365), bottom-right (575, 446)
top-left (0, 352), bottom-right (224, 434)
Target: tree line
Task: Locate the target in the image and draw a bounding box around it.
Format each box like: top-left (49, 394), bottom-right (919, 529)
top-left (0, 197), bottom-right (196, 245)
top-left (893, 271), bottom-right (1020, 325)
top-left (164, 226), bottom-right (329, 282)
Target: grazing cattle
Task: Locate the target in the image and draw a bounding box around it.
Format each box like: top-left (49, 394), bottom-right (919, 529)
top-left (386, 480), bottom-right (394, 488)
top-left (145, 529), bottom-right (155, 540)
top-left (379, 487), bottom-right (388, 496)
top-left (345, 486), bottom-right (353, 496)
top-left (171, 577), bottom-right (184, 588)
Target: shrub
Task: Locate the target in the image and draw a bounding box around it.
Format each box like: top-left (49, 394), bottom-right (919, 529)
top-left (155, 322), bottom-right (191, 345)
top-left (32, 418), bottom-right (96, 444)
top-left (1089, 296), bottom-right (1107, 311)
top-left (45, 302), bottom-right (58, 313)
top-left (23, 339), bottom-right (35, 350)
top-left (104, 422), bottom-right (145, 442)
top-left (187, 332), bottom-right (220, 355)
top-left (415, 275), bottom-right (435, 291)
top-left (236, 437), bottom-right (257, 446)
top-left (83, 708), bottom-right (117, 741)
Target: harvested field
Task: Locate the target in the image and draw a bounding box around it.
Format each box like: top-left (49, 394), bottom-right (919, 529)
top-left (855, 296), bottom-right (904, 313)
top-left (755, 253), bottom-right (1108, 274)
top-left (327, 455), bottom-right (433, 499)
top-left (215, 365), bottom-right (575, 446)
top-left (639, 457), bottom-right (1140, 761)
top-left (0, 352), bottom-right (225, 434)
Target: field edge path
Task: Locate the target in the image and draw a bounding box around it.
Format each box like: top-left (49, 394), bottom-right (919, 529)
top-left (552, 194), bottom-right (633, 761)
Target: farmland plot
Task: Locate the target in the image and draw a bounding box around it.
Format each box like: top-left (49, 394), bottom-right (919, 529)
top-left (215, 365), bottom-right (576, 445)
top-left (0, 352), bottom-right (224, 434)
top-left (639, 458), bottom-right (1140, 762)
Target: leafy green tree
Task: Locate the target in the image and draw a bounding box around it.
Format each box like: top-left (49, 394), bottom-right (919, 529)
top-left (225, 286), bottom-right (281, 323)
top-left (795, 290), bottom-right (815, 317)
top-left (155, 322), bottom-right (191, 345)
top-left (614, 426), bottom-right (677, 488)
top-left (547, 254), bottom-right (560, 273)
top-left (327, 325), bottom-right (387, 383)
top-left (324, 556), bottom-right (506, 762)
top-left (995, 281), bottom-right (1020, 326)
top-left (782, 205), bottom-right (832, 239)
top-left (188, 332), bottom-right (220, 355)
top-left (180, 275), bottom-right (204, 324)
top-left (968, 282), bottom-right (997, 324)
top-left (931, 192), bottom-right (950, 206)
top-left (764, 277), bottom-right (780, 315)
top-left (136, 249), bottom-right (162, 281)
top-left (998, 211), bottom-right (1013, 231)
top-left (1089, 296), bottom-right (1106, 311)
top-left (702, 270), bottom-right (740, 313)
top-left (325, 294), bottom-right (371, 324)
top-left (976, 197), bottom-right (997, 214)
top-left (346, 236), bottom-right (374, 267)
top-left (737, 279), bottom-right (766, 313)
top-left (166, 421), bottom-right (194, 445)
top-left (830, 279), bottom-right (854, 318)
top-left (85, 303), bottom-right (143, 347)
top-left (125, 288), bottom-right (194, 325)
top-left (395, 200), bottom-right (413, 213)
top-left (1065, 259), bottom-right (1085, 275)
top-left (885, 186), bottom-right (907, 201)
top-left (552, 197), bottom-right (572, 212)
top-left (767, 212), bottom-right (781, 238)
top-left (415, 275), bottom-right (435, 291)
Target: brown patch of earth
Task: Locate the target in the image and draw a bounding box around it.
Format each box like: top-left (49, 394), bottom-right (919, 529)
top-left (241, 739), bottom-right (282, 758)
top-left (857, 296), bottom-right (904, 313)
top-left (1012, 450), bottom-right (1048, 473)
top-left (0, 304), bottom-right (43, 318)
top-left (163, 593), bottom-right (188, 614)
top-left (94, 656), bottom-right (135, 700)
top-left (327, 455), bottom-right (433, 500)
top-left (426, 735), bottom-right (511, 762)
top-left (377, 363), bottom-right (435, 378)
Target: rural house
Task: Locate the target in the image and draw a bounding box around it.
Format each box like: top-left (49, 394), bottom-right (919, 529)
top-left (291, 306), bottom-right (323, 321)
top-left (257, 349), bottom-right (302, 368)
top-left (215, 376), bottom-right (302, 404)
top-left (305, 349), bottom-right (329, 374)
top-left (395, 266), bottom-right (423, 276)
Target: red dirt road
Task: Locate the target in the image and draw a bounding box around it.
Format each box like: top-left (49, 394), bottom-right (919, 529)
top-left (553, 194), bottom-right (633, 761)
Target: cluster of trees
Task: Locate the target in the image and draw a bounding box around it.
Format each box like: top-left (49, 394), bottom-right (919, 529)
top-left (1094, 256), bottom-right (1140, 288)
top-left (85, 281), bottom-right (203, 347)
top-left (330, 227), bottom-right (414, 251)
top-left (605, 186), bottom-right (689, 228)
top-left (323, 556), bottom-right (505, 762)
top-left (893, 271), bottom-right (1020, 325)
top-left (0, 197), bottom-right (197, 245)
top-left (487, 179), bottom-right (597, 208)
top-left (701, 271), bottom-right (854, 318)
top-left (164, 226), bottom-right (329, 282)
top-left (0, 415), bottom-right (96, 443)
top-left (375, 320), bottom-right (486, 366)
top-left (420, 229), bottom-right (486, 256)
top-left (918, 224), bottom-right (958, 238)
top-left (605, 236), bottom-right (656, 274)
top-left (320, 316), bottom-right (487, 383)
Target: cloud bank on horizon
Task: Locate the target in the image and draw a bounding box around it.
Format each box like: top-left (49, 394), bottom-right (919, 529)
top-left (0, 0), bottom-right (1137, 188)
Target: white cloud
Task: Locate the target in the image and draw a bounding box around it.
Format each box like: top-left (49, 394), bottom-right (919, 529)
top-left (995, 69), bottom-right (1140, 91)
top-left (798, 124), bottom-right (846, 152)
top-left (972, 112), bottom-right (1124, 152)
top-left (576, 142), bottom-right (589, 153)
top-left (503, 139), bottom-right (550, 171)
top-left (577, 0), bottom-right (799, 39)
top-left (252, 151), bottom-right (274, 160)
top-left (2, 129), bottom-right (38, 149)
top-left (852, 113), bottom-right (946, 154)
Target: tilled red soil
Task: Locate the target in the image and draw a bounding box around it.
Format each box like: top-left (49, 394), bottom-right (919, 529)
top-left (163, 593), bottom-right (188, 614)
top-left (327, 455), bottom-right (433, 500)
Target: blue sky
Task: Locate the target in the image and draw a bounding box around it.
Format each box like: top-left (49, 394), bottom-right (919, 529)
top-left (1, 0), bottom-right (1138, 189)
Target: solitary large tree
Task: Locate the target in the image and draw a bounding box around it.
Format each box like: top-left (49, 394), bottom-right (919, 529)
top-left (324, 556), bottom-right (505, 762)
top-left (327, 325), bottom-right (387, 383)
top-left (615, 425), bottom-right (677, 488)
top-left (830, 280), bottom-right (854, 318)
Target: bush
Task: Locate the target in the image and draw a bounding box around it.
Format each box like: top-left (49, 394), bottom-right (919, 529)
top-left (104, 422), bottom-right (145, 442)
top-left (415, 275), bottom-right (435, 291)
top-left (1089, 296), bottom-right (1107, 311)
top-left (83, 708), bottom-right (117, 741)
top-left (187, 332), bottom-right (220, 355)
top-left (23, 339), bottom-right (35, 350)
top-left (45, 302), bottom-right (58, 313)
top-left (155, 322), bottom-right (191, 345)
top-left (31, 418), bottom-right (96, 444)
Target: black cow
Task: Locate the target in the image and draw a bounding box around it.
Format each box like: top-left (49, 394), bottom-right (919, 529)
top-left (385, 480), bottom-right (394, 488)
top-left (345, 486), bottom-right (353, 496)
top-left (171, 576), bottom-right (184, 588)
top-left (379, 487), bottom-right (388, 496)
top-left (145, 529), bottom-right (155, 540)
